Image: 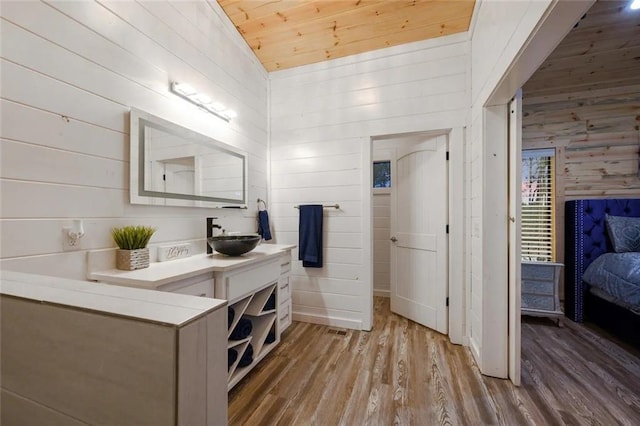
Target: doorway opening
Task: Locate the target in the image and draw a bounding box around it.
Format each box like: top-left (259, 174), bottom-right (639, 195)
top-left (366, 128), bottom-right (465, 343)
top-left (491, 0), bottom-right (640, 385)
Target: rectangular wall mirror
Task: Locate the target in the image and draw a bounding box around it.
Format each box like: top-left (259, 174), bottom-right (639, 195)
top-left (130, 109), bottom-right (247, 208)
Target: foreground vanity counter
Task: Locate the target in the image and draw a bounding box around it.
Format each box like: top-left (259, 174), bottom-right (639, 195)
top-left (1, 271), bottom-right (227, 426)
top-left (89, 243), bottom-right (295, 389)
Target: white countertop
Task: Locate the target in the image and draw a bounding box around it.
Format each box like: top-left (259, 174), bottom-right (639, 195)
top-left (0, 270), bottom-right (227, 327)
top-left (88, 243), bottom-right (295, 289)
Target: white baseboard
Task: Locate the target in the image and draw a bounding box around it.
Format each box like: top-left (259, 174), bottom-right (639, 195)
top-left (373, 289), bottom-right (390, 298)
top-left (292, 312), bottom-right (362, 331)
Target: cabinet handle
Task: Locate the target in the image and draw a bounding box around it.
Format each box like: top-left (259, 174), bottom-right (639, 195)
top-left (198, 293), bottom-right (207, 297)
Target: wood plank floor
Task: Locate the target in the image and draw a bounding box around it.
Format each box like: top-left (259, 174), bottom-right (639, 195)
top-left (228, 297), bottom-right (640, 425)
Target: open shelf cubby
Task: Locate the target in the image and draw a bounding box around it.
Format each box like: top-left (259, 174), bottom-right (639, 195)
top-left (227, 335), bottom-right (250, 350)
top-left (227, 338), bottom-right (252, 379)
top-left (218, 251), bottom-right (293, 390)
top-left (246, 312), bottom-right (277, 357)
top-left (258, 322), bottom-right (278, 358)
top-left (244, 283), bottom-right (277, 316)
top-left (227, 295), bottom-right (253, 339)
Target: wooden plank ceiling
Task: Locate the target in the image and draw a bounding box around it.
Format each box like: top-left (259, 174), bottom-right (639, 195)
top-left (217, 0), bottom-right (476, 71)
top-left (523, 0), bottom-right (640, 98)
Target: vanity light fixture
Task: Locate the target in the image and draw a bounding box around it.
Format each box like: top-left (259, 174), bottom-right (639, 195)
top-left (170, 81), bottom-right (237, 122)
top-left (631, 0), bottom-right (640, 10)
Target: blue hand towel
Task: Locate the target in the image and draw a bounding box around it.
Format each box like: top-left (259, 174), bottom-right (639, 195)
top-left (230, 318), bottom-right (253, 340)
top-left (298, 204), bottom-right (323, 268)
top-left (228, 348), bottom-right (238, 370)
top-left (228, 307), bottom-right (235, 330)
top-left (257, 210), bottom-right (272, 241)
top-left (238, 344), bottom-right (254, 368)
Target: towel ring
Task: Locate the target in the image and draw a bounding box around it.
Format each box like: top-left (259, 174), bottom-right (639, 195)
top-left (257, 198), bottom-right (267, 211)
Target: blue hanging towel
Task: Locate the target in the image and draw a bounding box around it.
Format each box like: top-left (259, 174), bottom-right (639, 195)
top-left (298, 204), bottom-right (323, 268)
top-left (257, 210), bottom-right (272, 240)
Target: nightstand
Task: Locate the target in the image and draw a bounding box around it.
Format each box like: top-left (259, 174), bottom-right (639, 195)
top-left (521, 261), bottom-right (564, 326)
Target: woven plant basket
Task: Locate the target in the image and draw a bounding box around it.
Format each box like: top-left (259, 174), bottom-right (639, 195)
top-left (116, 248), bottom-right (150, 271)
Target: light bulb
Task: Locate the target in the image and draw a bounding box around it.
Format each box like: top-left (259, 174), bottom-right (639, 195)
top-left (172, 82), bottom-right (196, 96)
top-left (192, 93), bottom-right (212, 104)
top-left (169, 81), bottom-right (236, 121)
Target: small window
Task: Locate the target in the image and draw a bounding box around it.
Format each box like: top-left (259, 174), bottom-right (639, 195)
top-left (373, 161), bottom-right (391, 188)
top-left (521, 149), bottom-right (555, 262)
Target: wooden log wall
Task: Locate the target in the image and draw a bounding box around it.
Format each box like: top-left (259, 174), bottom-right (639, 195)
top-left (521, 1), bottom-right (640, 296)
top-left (522, 85), bottom-right (640, 293)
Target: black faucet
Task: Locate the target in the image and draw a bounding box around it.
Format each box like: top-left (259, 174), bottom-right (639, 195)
top-left (206, 217), bottom-right (222, 254)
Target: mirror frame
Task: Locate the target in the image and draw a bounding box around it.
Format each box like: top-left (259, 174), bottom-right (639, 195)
top-left (130, 108), bottom-right (248, 208)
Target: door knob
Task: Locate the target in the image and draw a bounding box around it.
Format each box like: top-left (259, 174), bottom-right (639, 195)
top-left (390, 236), bottom-right (398, 242)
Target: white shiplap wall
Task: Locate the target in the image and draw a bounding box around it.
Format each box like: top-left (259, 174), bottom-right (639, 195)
top-left (0, 0), bottom-right (268, 280)
top-left (269, 33), bottom-right (469, 330)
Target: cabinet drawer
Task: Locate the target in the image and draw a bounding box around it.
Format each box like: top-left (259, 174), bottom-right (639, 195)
top-left (280, 260), bottom-right (291, 274)
top-left (522, 293), bottom-right (555, 311)
top-left (279, 302), bottom-right (290, 320)
top-left (521, 262), bottom-right (560, 280)
top-left (225, 259), bottom-right (280, 302)
top-left (522, 279), bottom-right (554, 296)
top-left (159, 274), bottom-right (214, 298)
top-left (278, 275), bottom-right (289, 289)
top-left (279, 301), bottom-right (290, 319)
top-left (279, 303), bottom-right (291, 331)
top-left (279, 280), bottom-right (290, 303)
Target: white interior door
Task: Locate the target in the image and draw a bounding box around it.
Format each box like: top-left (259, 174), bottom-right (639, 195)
top-left (390, 135), bottom-right (448, 334)
top-left (508, 90), bottom-right (522, 386)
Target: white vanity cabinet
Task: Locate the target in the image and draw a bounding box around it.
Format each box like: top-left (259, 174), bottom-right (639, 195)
top-left (217, 257), bottom-right (282, 389)
top-left (88, 244), bottom-right (295, 391)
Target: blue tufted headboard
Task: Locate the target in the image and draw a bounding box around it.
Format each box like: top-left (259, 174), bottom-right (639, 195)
top-left (565, 198), bottom-right (640, 322)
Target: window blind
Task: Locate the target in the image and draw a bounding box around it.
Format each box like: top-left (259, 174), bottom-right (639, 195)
top-left (521, 150), bottom-right (555, 262)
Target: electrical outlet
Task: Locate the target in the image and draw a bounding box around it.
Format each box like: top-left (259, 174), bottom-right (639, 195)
top-left (62, 226), bottom-right (82, 251)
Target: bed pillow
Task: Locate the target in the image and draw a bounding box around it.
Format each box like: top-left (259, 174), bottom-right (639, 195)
top-left (605, 214), bottom-right (640, 253)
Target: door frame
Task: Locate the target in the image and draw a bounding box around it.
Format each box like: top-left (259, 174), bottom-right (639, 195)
top-left (508, 90), bottom-right (522, 386)
top-left (481, 0), bottom-right (595, 381)
top-left (364, 127), bottom-right (466, 344)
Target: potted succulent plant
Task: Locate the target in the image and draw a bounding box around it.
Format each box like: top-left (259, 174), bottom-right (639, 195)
top-left (111, 225), bottom-right (156, 270)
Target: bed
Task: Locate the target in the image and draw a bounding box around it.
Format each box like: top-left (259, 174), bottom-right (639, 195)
top-left (565, 199), bottom-right (640, 347)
